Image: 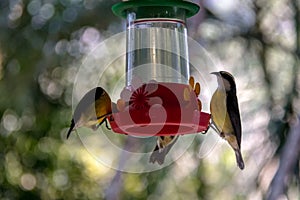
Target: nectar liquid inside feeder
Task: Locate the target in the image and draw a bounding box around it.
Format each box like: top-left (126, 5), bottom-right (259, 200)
top-left (110, 0), bottom-right (210, 136)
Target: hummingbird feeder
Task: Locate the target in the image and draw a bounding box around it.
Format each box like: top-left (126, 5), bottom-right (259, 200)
top-left (110, 0), bottom-right (210, 136)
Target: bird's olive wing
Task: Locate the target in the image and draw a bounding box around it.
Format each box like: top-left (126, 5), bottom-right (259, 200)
top-left (73, 87), bottom-right (105, 122)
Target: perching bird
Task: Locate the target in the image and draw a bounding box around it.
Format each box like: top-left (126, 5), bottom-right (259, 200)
top-left (67, 87), bottom-right (114, 139)
top-left (149, 135), bottom-right (179, 165)
top-left (210, 71), bottom-right (245, 170)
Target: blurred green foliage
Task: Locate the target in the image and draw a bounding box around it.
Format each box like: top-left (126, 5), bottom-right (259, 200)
top-left (0, 0), bottom-right (299, 199)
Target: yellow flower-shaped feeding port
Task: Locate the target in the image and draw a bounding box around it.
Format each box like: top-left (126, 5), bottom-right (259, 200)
top-left (184, 76), bottom-right (202, 111)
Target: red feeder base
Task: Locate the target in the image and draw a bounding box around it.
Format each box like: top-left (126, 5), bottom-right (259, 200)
top-left (109, 111), bottom-right (210, 136)
top-left (109, 82), bottom-right (210, 136)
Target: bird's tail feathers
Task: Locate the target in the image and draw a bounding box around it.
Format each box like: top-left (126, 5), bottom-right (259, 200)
top-left (149, 148), bottom-right (166, 165)
top-left (66, 119), bottom-right (75, 139)
top-left (234, 149), bottom-right (245, 170)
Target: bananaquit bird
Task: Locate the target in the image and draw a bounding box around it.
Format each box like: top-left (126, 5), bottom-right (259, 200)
top-left (149, 135), bottom-right (179, 165)
top-left (67, 87), bottom-right (113, 139)
top-left (210, 71), bottom-right (245, 170)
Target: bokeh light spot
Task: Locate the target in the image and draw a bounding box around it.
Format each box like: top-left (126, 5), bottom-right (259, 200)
top-left (40, 3), bottom-right (55, 20)
top-left (20, 173), bottom-right (37, 191)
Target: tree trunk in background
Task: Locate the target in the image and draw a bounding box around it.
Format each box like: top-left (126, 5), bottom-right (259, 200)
top-left (267, 116), bottom-right (300, 200)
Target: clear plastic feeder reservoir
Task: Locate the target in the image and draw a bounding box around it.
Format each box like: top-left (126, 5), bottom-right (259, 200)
top-left (111, 0), bottom-right (210, 136)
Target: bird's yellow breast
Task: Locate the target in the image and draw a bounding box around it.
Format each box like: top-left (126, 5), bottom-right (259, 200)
top-left (210, 89), bottom-right (234, 135)
top-left (77, 95), bottom-right (112, 128)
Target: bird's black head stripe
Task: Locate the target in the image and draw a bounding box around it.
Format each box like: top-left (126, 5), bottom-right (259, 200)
top-left (220, 71), bottom-right (236, 91)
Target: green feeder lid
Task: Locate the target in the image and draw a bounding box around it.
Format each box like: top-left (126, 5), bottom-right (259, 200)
top-left (112, 0), bottom-right (200, 18)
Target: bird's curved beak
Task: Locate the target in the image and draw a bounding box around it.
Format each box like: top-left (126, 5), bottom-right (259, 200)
top-left (210, 72), bottom-right (220, 76)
